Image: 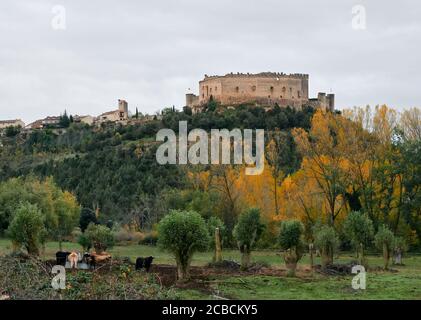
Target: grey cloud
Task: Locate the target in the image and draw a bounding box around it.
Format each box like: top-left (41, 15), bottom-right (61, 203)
top-left (0, 0), bottom-right (420, 123)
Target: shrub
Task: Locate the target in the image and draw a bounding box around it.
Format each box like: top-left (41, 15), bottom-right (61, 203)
top-left (140, 231), bottom-right (158, 246)
top-left (233, 208), bottom-right (265, 270)
top-left (85, 223), bottom-right (115, 254)
top-left (314, 224), bottom-right (340, 269)
top-left (343, 211), bottom-right (374, 267)
top-left (158, 210), bottom-right (209, 280)
top-left (7, 202), bottom-right (46, 256)
top-left (374, 225), bottom-right (395, 270)
top-left (278, 220), bottom-right (305, 276)
top-left (78, 233), bottom-right (91, 251)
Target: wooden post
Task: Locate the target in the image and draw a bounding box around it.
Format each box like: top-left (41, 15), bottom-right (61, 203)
top-left (309, 243), bottom-right (315, 269)
top-left (215, 227), bottom-right (222, 263)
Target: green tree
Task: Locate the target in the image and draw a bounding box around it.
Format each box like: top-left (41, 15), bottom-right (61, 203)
top-left (158, 210), bottom-right (209, 280)
top-left (54, 193), bottom-right (80, 251)
top-left (392, 236), bottom-right (408, 265)
top-left (314, 224), bottom-right (340, 269)
top-left (7, 202), bottom-right (46, 256)
top-left (374, 225), bottom-right (395, 270)
top-left (85, 223), bottom-right (115, 254)
top-left (278, 220), bottom-right (305, 276)
top-left (343, 211), bottom-right (374, 267)
top-left (233, 208), bottom-right (265, 270)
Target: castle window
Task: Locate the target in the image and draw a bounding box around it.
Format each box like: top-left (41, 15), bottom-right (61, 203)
top-left (210, 88), bottom-right (212, 93)
top-left (297, 91), bottom-right (301, 98)
top-left (235, 86), bottom-right (239, 93)
top-left (282, 87), bottom-right (286, 93)
top-left (252, 85), bottom-right (256, 91)
top-left (215, 87), bottom-right (218, 92)
top-left (270, 86), bottom-right (274, 93)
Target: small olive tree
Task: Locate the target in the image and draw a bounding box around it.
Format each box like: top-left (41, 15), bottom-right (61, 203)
top-left (343, 211), bottom-right (374, 267)
top-left (278, 220), bottom-right (305, 276)
top-left (7, 202), bottom-right (46, 256)
top-left (392, 236), bottom-right (408, 265)
top-left (158, 210), bottom-right (209, 280)
top-left (374, 225), bottom-right (395, 270)
top-left (233, 208), bottom-right (265, 270)
top-left (314, 224), bottom-right (340, 269)
top-left (85, 223), bottom-right (115, 254)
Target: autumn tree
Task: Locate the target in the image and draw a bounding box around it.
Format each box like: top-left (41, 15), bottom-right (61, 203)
top-left (292, 110), bottom-right (349, 227)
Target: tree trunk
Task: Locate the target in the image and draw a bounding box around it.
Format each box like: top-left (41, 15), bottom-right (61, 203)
top-left (309, 243), bottom-right (314, 269)
top-left (59, 240), bottom-right (63, 252)
top-left (358, 243), bottom-right (368, 268)
top-left (284, 247), bottom-right (298, 277)
top-left (321, 246), bottom-right (333, 270)
top-left (394, 249), bottom-right (402, 265)
top-left (26, 241), bottom-right (40, 256)
top-left (241, 250), bottom-right (251, 270)
top-left (214, 228), bottom-right (222, 263)
top-left (176, 260), bottom-right (190, 281)
top-left (383, 244), bottom-right (390, 270)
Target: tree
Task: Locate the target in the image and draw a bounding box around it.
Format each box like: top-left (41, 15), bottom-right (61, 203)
top-left (158, 210), bottom-right (209, 280)
top-left (59, 110), bottom-right (71, 128)
top-left (54, 191), bottom-right (80, 251)
top-left (292, 110), bottom-right (349, 227)
top-left (392, 236), bottom-right (408, 265)
top-left (7, 202), bottom-right (46, 256)
top-left (85, 223), bottom-right (115, 254)
top-left (313, 224), bottom-right (339, 269)
top-left (278, 220), bottom-right (305, 276)
top-left (343, 211), bottom-right (374, 267)
top-left (79, 208), bottom-right (98, 232)
top-left (233, 208), bottom-right (265, 270)
top-left (374, 225), bottom-right (395, 270)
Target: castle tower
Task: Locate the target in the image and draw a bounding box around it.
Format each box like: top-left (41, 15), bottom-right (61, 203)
top-left (118, 99), bottom-right (128, 119)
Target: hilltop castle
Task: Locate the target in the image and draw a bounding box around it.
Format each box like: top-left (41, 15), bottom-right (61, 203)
top-left (186, 72), bottom-right (334, 113)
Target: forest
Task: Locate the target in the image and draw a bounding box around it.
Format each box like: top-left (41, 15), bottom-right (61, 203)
top-left (0, 104), bottom-right (420, 252)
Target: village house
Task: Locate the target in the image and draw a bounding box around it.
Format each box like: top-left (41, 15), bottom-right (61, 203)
top-left (73, 115), bottom-right (94, 126)
top-left (0, 119), bottom-right (25, 130)
top-left (97, 99), bottom-right (129, 123)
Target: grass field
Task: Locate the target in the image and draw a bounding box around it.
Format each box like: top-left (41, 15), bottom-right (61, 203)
top-left (1, 239), bottom-right (420, 300)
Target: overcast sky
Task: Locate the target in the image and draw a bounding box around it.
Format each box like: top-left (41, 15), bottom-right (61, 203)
top-left (0, 0), bottom-right (420, 124)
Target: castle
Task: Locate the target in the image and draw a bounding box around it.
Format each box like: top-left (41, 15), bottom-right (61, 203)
top-left (186, 72), bottom-right (334, 113)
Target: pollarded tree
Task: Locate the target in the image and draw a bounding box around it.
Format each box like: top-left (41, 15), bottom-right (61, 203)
top-left (85, 223), bottom-right (115, 254)
top-left (392, 236), bottom-right (408, 265)
top-left (278, 220), bottom-right (305, 276)
top-left (7, 202), bottom-right (46, 256)
top-left (374, 225), bottom-right (395, 270)
top-left (233, 208), bottom-right (265, 270)
top-left (314, 224), bottom-right (340, 269)
top-left (158, 210), bottom-right (209, 280)
top-left (343, 211), bottom-right (374, 267)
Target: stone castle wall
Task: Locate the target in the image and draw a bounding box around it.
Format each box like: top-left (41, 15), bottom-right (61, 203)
top-left (197, 72), bottom-right (309, 109)
top-left (186, 72), bottom-right (334, 112)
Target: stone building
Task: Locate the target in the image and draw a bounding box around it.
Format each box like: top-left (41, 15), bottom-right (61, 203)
top-left (186, 72), bottom-right (334, 113)
top-left (98, 99), bottom-right (129, 123)
top-left (0, 119), bottom-right (25, 130)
